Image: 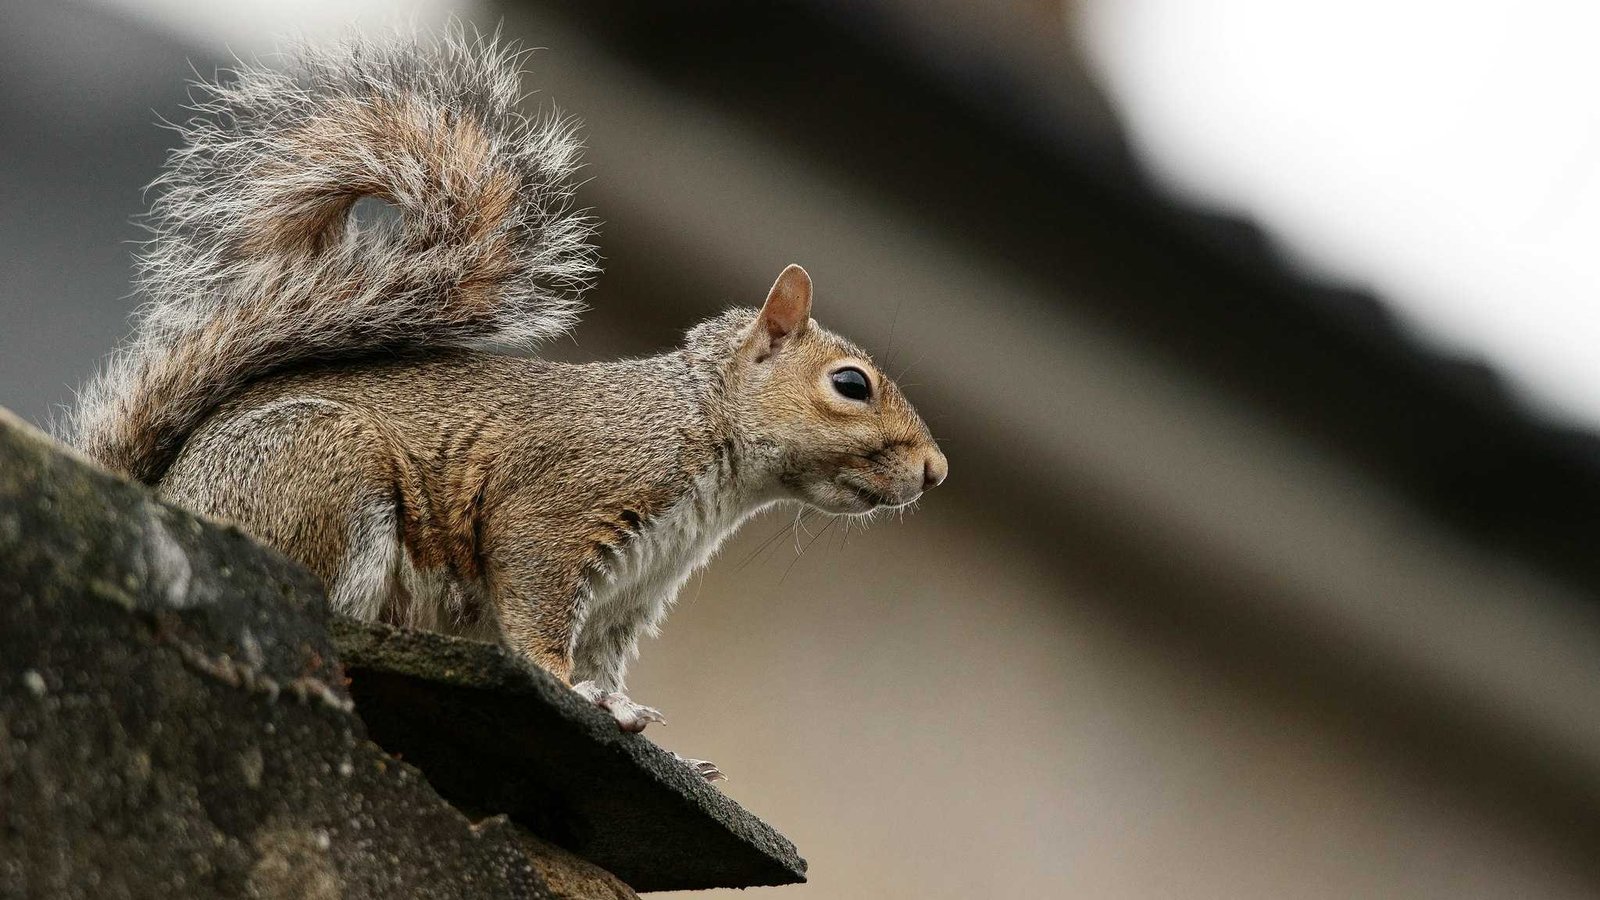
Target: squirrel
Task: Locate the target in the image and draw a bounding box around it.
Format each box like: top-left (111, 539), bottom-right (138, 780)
top-left (62, 32), bottom-right (946, 779)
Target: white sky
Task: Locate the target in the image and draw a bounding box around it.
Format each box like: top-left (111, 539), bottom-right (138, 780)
top-left (1079, 0), bottom-right (1600, 426)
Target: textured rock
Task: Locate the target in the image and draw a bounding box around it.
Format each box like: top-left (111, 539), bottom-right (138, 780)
top-left (333, 618), bottom-right (808, 892)
top-left (511, 830), bottom-right (640, 900)
top-left (0, 407), bottom-right (805, 897)
top-left (0, 409), bottom-right (554, 898)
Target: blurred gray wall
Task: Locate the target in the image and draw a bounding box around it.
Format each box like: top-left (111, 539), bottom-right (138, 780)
top-left (0, 2), bottom-right (199, 425)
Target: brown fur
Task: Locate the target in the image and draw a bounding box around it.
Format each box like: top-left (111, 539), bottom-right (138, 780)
top-left (68, 35), bottom-right (946, 702)
top-left (157, 285), bottom-right (945, 684)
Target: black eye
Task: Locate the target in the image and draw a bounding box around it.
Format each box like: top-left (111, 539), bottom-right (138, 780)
top-left (830, 367), bottom-right (872, 402)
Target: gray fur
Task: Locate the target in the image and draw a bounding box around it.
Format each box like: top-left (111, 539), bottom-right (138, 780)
top-left (63, 30), bottom-right (597, 484)
top-left (62, 34), bottom-right (947, 753)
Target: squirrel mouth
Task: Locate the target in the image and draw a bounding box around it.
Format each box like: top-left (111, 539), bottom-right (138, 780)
top-left (838, 477), bottom-right (901, 510)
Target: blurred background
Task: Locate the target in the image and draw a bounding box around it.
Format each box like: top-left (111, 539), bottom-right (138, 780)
top-left (4, 0), bottom-right (1600, 896)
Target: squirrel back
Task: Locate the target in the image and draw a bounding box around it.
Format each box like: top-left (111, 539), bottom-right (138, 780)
top-left (63, 32), bottom-right (597, 484)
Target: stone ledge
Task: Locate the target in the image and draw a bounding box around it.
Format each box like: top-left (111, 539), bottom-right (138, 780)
top-left (0, 408), bottom-right (803, 897)
top-left (0, 409), bottom-right (550, 898)
top-left (333, 618), bottom-right (807, 892)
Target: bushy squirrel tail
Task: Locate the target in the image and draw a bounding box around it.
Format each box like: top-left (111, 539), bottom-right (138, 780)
top-left (64, 30), bottom-right (597, 484)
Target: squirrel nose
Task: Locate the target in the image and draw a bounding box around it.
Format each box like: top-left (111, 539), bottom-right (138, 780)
top-left (922, 449), bottom-right (948, 491)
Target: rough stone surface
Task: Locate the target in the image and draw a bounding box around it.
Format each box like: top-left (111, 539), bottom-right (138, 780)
top-left (512, 830), bottom-right (640, 900)
top-left (333, 618), bottom-right (808, 892)
top-left (0, 408), bottom-right (806, 897)
top-left (0, 409), bottom-right (557, 898)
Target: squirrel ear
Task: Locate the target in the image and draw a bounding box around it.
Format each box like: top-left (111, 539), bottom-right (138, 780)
top-left (755, 264), bottom-right (813, 352)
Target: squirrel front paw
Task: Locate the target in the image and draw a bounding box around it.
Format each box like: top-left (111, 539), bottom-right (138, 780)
top-left (571, 680), bottom-right (666, 733)
top-left (672, 753), bottom-right (727, 783)
top-left (569, 683), bottom-right (724, 781)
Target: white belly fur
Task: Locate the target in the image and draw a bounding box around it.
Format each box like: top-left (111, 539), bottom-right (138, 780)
top-left (571, 462), bottom-right (774, 689)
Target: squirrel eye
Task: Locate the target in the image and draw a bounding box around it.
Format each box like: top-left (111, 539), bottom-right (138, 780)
top-left (830, 367), bottom-right (872, 402)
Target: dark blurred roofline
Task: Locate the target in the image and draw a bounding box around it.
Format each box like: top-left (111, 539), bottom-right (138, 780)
top-left (537, 0), bottom-right (1600, 594)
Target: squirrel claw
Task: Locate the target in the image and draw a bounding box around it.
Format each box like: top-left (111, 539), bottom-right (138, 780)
top-left (619, 700), bottom-right (666, 731)
top-left (572, 681), bottom-right (666, 733)
top-left (673, 753), bottom-right (727, 783)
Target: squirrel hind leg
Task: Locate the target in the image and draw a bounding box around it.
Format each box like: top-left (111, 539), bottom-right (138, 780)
top-left (158, 395), bottom-right (415, 624)
top-left (331, 498), bottom-right (408, 623)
